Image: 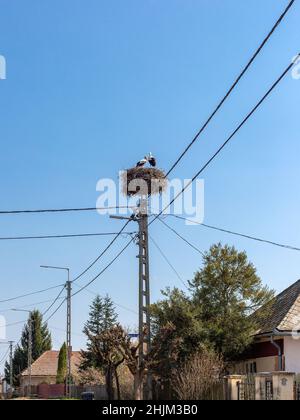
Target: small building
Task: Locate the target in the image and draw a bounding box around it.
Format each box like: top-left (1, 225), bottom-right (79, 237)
top-left (233, 279), bottom-right (300, 374)
top-left (20, 350), bottom-right (82, 394)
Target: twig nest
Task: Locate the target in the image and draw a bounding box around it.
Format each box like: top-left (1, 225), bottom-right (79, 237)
top-left (121, 167), bottom-right (168, 197)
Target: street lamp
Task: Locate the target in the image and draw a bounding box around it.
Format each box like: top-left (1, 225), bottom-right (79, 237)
top-left (11, 309), bottom-right (32, 397)
top-left (40, 265), bottom-right (72, 398)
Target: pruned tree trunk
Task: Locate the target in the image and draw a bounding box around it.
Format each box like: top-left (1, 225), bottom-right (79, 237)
top-left (134, 371), bottom-right (143, 400)
top-left (114, 367), bottom-right (121, 400)
top-left (106, 366), bottom-right (114, 400)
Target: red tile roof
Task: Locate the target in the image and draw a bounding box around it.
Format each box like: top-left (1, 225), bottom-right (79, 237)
top-left (21, 350), bottom-right (82, 377)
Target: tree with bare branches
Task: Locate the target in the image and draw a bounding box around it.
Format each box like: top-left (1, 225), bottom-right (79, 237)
top-left (172, 350), bottom-right (224, 400)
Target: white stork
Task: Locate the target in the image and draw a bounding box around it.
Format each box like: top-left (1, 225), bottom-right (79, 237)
top-left (147, 152), bottom-right (156, 167)
top-left (136, 156), bottom-right (148, 168)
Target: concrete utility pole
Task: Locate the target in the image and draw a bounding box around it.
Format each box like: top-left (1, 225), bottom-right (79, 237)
top-left (66, 276), bottom-right (72, 399)
top-left (137, 197), bottom-right (152, 400)
top-left (27, 318), bottom-right (32, 397)
top-left (40, 265), bottom-right (72, 398)
top-left (9, 341), bottom-right (14, 395)
top-left (110, 196), bottom-right (152, 400)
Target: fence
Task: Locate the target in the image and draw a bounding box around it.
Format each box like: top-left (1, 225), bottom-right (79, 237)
top-left (70, 385), bottom-right (107, 400)
top-left (203, 381), bottom-right (225, 400)
top-left (237, 375), bottom-right (255, 400)
top-left (227, 372), bottom-right (296, 400)
top-left (153, 378), bottom-right (225, 400)
top-left (38, 384), bottom-right (65, 399)
top-left (295, 375), bottom-right (300, 400)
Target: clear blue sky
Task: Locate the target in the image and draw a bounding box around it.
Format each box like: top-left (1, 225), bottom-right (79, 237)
top-left (0, 0), bottom-right (299, 372)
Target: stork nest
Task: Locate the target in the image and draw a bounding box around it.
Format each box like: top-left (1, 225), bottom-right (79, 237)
top-left (121, 167), bottom-right (168, 197)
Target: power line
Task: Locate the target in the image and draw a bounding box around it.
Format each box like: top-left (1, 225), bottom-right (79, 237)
top-left (0, 297), bottom-right (65, 314)
top-left (152, 57), bottom-right (299, 225)
top-left (158, 217), bottom-right (204, 256)
top-left (72, 283), bottom-right (138, 315)
top-left (0, 348), bottom-right (10, 365)
top-left (42, 286), bottom-right (66, 317)
top-left (0, 232), bottom-right (135, 241)
top-left (5, 320), bottom-right (27, 328)
top-left (44, 298), bottom-right (67, 324)
top-left (48, 325), bottom-right (85, 339)
top-left (72, 238), bottom-right (134, 298)
top-left (0, 206), bottom-right (134, 215)
top-left (0, 284), bottom-right (65, 305)
top-left (166, 0), bottom-right (296, 177)
top-left (0, 2), bottom-right (295, 222)
top-left (149, 234), bottom-right (188, 289)
top-left (169, 214), bottom-right (300, 252)
top-left (72, 219), bottom-right (133, 283)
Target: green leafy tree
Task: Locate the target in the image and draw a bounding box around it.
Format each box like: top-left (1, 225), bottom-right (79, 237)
top-left (151, 288), bottom-right (205, 362)
top-left (150, 288), bottom-right (206, 389)
top-left (190, 243), bottom-right (274, 359)
top-left (5, 310), bottom-right (52, 386)
top-left (56, 343), bottom-right (67, 384)
top-left (150, 243), bottom-right (274, 385)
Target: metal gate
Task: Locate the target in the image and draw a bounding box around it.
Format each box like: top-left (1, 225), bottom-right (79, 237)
top-left (295, 375), bottom-right (300, 400)
top-left (265, 379), bottom-right (273, 400)
top-left (237, 375), bottom-right (255, 400)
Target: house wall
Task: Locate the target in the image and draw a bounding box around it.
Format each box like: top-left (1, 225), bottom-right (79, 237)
top-left (230, 337), bottom-right (285, 374)
top-left (21, 375), bottom-right (56, 387)
top-left (284, 336), bottom-right (300, 373)
top-left (232, 356), bottom-right (278, 374)
top-left (256, 356), bottom-right (278, 372)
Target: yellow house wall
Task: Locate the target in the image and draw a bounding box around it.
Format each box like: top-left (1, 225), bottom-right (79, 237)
top-left (256, 356), bottom-right (277, 372)
top-left (231, 356), bottom-right (277, 374)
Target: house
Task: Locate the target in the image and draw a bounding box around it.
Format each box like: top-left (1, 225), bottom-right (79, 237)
top-left (233, 279), bottom-right (300, 374)
top-left (20, 350), bottom-right (82, 392)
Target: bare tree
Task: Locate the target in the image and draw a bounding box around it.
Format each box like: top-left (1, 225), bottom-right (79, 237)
top-left (172, 350), bottom-right (224, 400)
top-left (77, 367), bottom-right (105, 386)
top-left (87, 326), bottom-right (125, 400)
top-left (88, 325), bottom-right (145, 400)
top-left (88, 324), bottom-right (181, 400)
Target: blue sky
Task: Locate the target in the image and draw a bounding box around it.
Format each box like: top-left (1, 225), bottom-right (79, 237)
top-left (0, 0), bottom-right (299, 371)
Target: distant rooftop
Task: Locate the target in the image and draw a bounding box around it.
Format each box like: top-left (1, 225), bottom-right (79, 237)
top-left (21, 350), bottom-right (81, 377)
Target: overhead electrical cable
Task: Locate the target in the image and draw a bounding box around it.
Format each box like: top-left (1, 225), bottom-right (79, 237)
top-left (0, 232), bottom-right (135, 241)
top-left (169, 214), bottom-right (300, 252)
top-left (0, 284), bottom-right (65, 305)
top-left (158, 217), bottom-right (205, 256)
top-left (71, 219), bottom-right (133, 283)
top-left (72, 283), bottom-right (138, 315)
top-left (149, 234), bottom-right (188, 289)
top-left (44, 298), bottom-right (67, 324)
top-left (72, 238), bottom-right (134, 298)
top-left (0, 206), bottom-right (134, 215)
top-left (166, 0), bottom-right (296, 177)
top-left (42, 285), bottom-right (66, 317)
top-left (151, 57), bottom-right (300, 225)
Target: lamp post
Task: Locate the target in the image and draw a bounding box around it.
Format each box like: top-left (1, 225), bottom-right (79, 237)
top-left (40, 265), bottom-right (72, 397)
